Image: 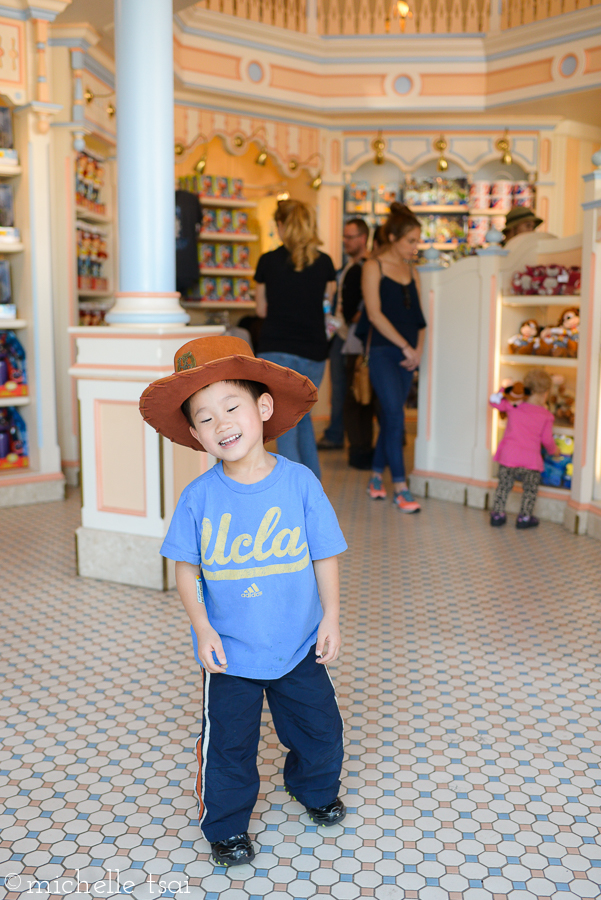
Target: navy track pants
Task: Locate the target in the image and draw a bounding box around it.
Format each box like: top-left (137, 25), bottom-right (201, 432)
top-left (195, 645), bottom-right (344, 842)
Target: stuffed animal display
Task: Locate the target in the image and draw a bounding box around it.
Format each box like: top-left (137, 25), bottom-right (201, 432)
top-left (511, 265), bottom-right (581, 296)
top-left (548, 374), bottom-right (575, 427)
top-left (542, 434), bottom-right (574, 489)
top-left (507, 307), bottom-right (579, 358)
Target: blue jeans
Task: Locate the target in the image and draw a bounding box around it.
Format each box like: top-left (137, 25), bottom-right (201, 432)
top-left (368, 345), bottom-right (414, 482)
top-left (322, 334), bottom-right (345, 445)
top-left (259, 352), bottom-right (326, 479)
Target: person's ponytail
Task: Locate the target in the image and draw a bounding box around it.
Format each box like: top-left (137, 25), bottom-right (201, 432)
top-left (382, 202), bottom-right (421, 244)
top-left (275, 199), bottom-right (322, 271)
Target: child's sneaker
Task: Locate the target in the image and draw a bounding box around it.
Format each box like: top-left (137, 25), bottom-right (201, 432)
top-left (516, 515), bottom-right (539, 529)
top-left (393, 489), bottom-right (421, 514)
top-left (210, 832), bottom-right (255, 866)
top-left (285, 785), bottom-right (346, 826)
top-left (490, 512), bottom-right (506, 527)
top-left (367, 474), bottom-right (387, 500)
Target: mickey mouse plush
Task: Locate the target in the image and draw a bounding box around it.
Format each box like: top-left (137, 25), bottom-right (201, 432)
top-left (508, 320), bottom-right (538, 355)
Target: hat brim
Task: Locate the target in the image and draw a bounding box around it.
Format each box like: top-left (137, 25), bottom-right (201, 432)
top-left (503, 212), bottom-right (543, 235)
top-left (139, 354), bottom-right (318, 451)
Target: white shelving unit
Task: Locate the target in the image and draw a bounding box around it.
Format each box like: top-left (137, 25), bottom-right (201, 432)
top-left (183, 300), bottom-right (256, 310)
top-left (0, 395), bottom-right (29, 407)
top-left (200, 231), bottom-right (258, 242)
top-left (200, 267), bottom-right (254, 277)
top-left (0, 241), bottom-right (24, 253)
top-left (75, 205), bottom-right (111, 224)
top-left (502, 294), bottom-right (581, 307)
top-left (0, 318), bottom-right (26, 329)
top-left (500, 354), bottom-right (578, 368)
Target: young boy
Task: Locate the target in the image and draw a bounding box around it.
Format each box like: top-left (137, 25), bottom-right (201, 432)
top-left (139, 335), bottom-right (347, 867)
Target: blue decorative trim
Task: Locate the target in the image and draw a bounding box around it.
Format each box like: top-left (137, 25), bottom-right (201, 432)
top-left (83, 53), bottom-right (115, 89)
top-left (0, 5), bottom-right (59, 20)
top-left (487, 23), bottom-right (601, 62)
top-left (48, 38), bottom-right (92, 51)
top-left (582, 198), bottom-right (601, 209)
top-left (105, 311), bottom-right (190, 325)
top-left (476, 247), bottom-right (509, 256)
top-left (583, 172), bottom-right (601, 184)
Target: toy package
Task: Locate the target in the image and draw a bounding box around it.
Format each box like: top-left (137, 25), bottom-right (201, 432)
top-left (201, 175), bottom-right (215, 197)
top-left (232, 210), bottom-right (249, 233)
top-left (548, 375), bottom-right (575, 426)
top-left (438, 178), bottom-right (469, 206)
top-left (216, 243), bottom-right (234, 268)
top-left (374, 183), bottom-right (399, 215)
top-left (200, 277), bottom-right (218, 302)
top-left (216, 209), bottom-right (233, 232)
top-left (202, 208), bottom-right (217, 232)
top-left (0, 260), bottom-right (12, 305)
top-left (199, 242), bottom-right (216, 268)
top-left (469, 182), bottom-right (490, 210)
top-left (216, 277), bottom-right (234, 302)
top-left (490, 182), bottom-right (513, 211)
top-left (467, 215), bottom-right (488, 247)
top-left (0, 183), bottom-right (14, 227)
top-left (228, 177), bottom-right (244, 199)
top-left (0, 330), bottom-right (27, 398)
top-left (345, 182), bottom-right (371, 214)
top-left (541, 434), bottom-right (574, 488)
top-left (404, 178), bottom-right (437, 207)
top-left (0, 406), bottom-right (28, 469)
top-left (233, 243), bottom-right (250, 269)
top-left (215, 176), bottom-right (229, 198)
top-left (435, 215), bottom-right (467, 243)
top-left (513, 182), bottom-right (534, 208)
top-left (0, 107), bottom-right (14, 149)
top-left (233, 277), bottom-right (251, 302)
top-left (75, 152), bottom-right (106, 214)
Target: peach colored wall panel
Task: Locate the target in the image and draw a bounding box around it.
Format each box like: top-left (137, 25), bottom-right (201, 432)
top-left (541, 138), bottom-right (551, 174)
top-left (331, 140), bottom-right (341, 175)
top-left (95, 400), bottom-right (146, 516)
top-left (175, 40), bottom-right (241, 81)
top-left (487, 59), bottom-right (553, 94)
top-left (270, 66), bottom-right (386, 97)
top-left (0, 19), bottom-right (24, 87)
top-left (563, 136), bottom-right (580, 237)
top-left (584, 46), bottom-right (601, 74)
top-left (419, 73), bottom-right (486, 96)
top-left (173, 443), bottom-right (210, 507)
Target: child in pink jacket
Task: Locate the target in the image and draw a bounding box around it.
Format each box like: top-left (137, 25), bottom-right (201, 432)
top-left (489, 369), bottom-right (559, 529)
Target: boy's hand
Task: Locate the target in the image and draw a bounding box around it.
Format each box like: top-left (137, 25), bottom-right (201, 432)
top-left (316, 616), bottom-right (341, 664)
top-left (196, 624), bottom-right (228, 673)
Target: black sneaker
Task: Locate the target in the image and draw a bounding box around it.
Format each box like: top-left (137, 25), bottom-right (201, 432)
top-left (516, 515), bottom-right (539, 529)
top-left (490, 512), bottom-right (506, 527)
top-left (317, 438), bottom-right (344, 450)
top-left (210, 832), bottom-right (255, 866)
top-left (285, 785), bottom-right (346, 827)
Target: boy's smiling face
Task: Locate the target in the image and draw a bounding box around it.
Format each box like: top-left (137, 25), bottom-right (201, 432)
top-left (188, 381), bottom-right (274, 461)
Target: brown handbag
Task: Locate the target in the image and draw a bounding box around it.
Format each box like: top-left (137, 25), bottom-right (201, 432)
top-left (352, 327), bottom-right (373, 405)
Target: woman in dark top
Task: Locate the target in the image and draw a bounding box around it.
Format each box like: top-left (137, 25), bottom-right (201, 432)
top-left (255, 199), bottom-right (337, 478)
top-left (362, 203), bottom-right (427, 513)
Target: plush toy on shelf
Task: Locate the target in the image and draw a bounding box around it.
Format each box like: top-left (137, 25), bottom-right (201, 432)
top-left (537, 306), bottom-right (580, 358)
top-left (548, 374), bottom-right (575, 427)
top-left (508, 319), bottom-right (539, 354)
top-left (560, 307), bottom-right (579, 357)
top-left (510, 265), bottom-right (581, 296)
top-left (497, 379), bottom-right (525, 419)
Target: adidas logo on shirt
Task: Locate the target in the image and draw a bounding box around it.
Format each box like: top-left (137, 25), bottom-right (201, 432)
top-left (241, 583), bottom-right (263, 598)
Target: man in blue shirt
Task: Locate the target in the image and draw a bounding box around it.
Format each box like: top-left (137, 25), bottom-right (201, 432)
top-left (140, 335), bottom-right (347, 867)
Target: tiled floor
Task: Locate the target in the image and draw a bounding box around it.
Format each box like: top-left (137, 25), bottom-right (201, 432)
top-left (2, 453), bottom-right (601, 900)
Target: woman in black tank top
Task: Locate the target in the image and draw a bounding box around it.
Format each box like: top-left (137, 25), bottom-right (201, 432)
top-left (361, 203), bottom-right (427, 513)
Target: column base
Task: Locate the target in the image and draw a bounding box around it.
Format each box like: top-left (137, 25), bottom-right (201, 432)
top-left (0, 473), bottom-right (65, 508)
top-left (105, 292), bottom-right (190, 327)
top-left (76, 526), bottom-right (174, 590)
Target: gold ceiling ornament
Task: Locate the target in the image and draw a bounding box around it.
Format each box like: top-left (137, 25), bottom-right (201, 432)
top-left (434, 135), bottom-right (448, 172)
top-left (372, 131), bottom-right (386, 165)
top-left (496, 129), bottom-right (512, 166)
top-left (84, 86), bottom-right (114, 104)
top-left (174, 134), bottom-right (209, 174)
top-left (229, 127), bottom-right (269, 165)
top-left (287, 152), bottom-right (325, 189)
top-left (386, 0), bottom-right (412, 33)
top-left (106, 102), bottom-right (116, 118)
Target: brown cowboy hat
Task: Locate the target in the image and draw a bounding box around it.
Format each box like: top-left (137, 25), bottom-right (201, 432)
top-left (139, 335), bottom-right (318, 452)
top-left (503, 206), bottom-right (543, 235)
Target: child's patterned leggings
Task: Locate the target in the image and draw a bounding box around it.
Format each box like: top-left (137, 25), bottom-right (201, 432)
top-left (493, 465), bottom-right (541, 517)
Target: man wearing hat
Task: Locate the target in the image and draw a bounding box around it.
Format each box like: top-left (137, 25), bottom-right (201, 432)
top-left (140, 335), bottom-right (347, 867)
top-left (503, 206), bottom-right (543, 244)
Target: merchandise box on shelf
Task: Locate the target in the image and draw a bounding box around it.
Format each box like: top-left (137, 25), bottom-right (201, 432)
top-left (0, 405), bottom-right (28, 470)
top-left (75, 150), bottom-right (107, 217)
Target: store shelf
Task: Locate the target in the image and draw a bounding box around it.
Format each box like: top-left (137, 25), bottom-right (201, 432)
top-left (502, 295), bottom-right (581, 307)
top-left (469, 208), bottom-right (511, 216)
top-left (419, 242), bottom-right (461, 250)
top-left (500, 354), bottom-right (577, 368)
top-left (199, 232), bottom-right (258, 242)
top-left (182, 301), bottom-right (256, 310)
top-left (553, 425), bottom-right (575, 436)
top-left (0, 241), bottom-right (24, 253)
top-left (199, 267), bottom-right (255, 277)
top-left (78, 290), bottom-right (113, 298)
top-left (75, 205), bottom-right (111, 224)
top-left (0, 164), bottom-right (21, 177)
top-left (0, 318), bottom-right (26, 329)
top-left (0, 395), bottom-right (29, 407)
top-left (200, 197), bottom-right (257, 209)
top-left (412, 205), bottom-right (469, 214)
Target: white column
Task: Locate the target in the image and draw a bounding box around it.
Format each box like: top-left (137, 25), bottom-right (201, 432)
top-left (106, 0), bottom-right (188, 326)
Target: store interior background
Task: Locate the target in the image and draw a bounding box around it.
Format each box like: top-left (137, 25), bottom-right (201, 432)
top-left (0, 0), bottom-right (601, 585)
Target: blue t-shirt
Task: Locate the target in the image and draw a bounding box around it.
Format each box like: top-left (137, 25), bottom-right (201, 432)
top-left (160, 455), bottom-right (347, 679)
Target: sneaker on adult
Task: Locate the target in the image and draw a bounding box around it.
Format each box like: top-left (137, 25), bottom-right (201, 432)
top-left (210, 832), bottom-right (255, 866)
top-left (317, 437), bottom-right (344, 450)
top-left (367, 474), bottom-right (387, 500)
top-left (285, 786), bottom-right (346, 827)
top-left (393, 489), bottom-right (421, 514)
top-left (516, 515), bottom-right (539, 529)
top-left (490, 512), bottom-right (507, 527)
